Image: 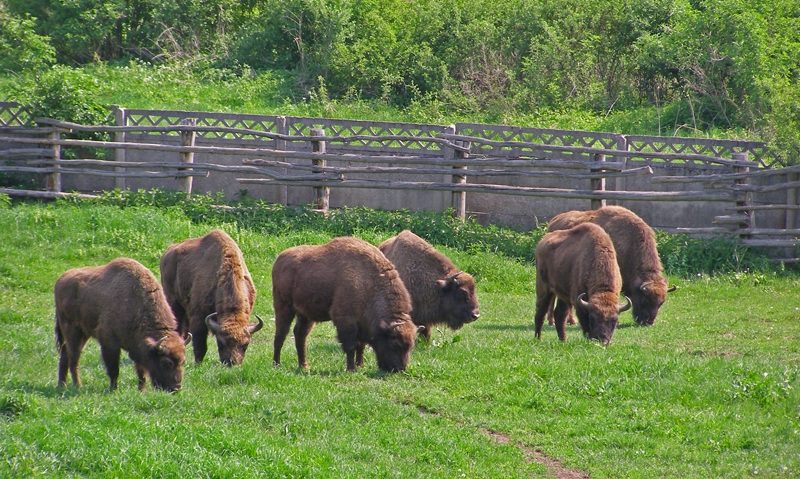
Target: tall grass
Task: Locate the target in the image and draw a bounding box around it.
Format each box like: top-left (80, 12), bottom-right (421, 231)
top-left (0, 198), bottom-right (798, 478)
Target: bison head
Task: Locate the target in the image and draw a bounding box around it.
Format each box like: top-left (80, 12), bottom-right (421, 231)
top-left (576, 292), bottom-right (631, 345)
top-left (436, 272), bottom-right (480, 330)
top-left (371, 315), bottom-right (416, 372)
top-left (631, 280), bottom-right (676, 326)
top-left (205, 312), bottom-right (264, 366)
top-left (144, 333), bottom-right (187, 392)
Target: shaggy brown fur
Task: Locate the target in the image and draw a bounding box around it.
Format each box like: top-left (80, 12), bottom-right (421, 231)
top-left (160, 229), bottom-right (263, 366)
top-left (54, 258), bottom-right (186, 391)
top-left (379, 230), bottom-right (480, 340)
top-left (272, 236), bottom-right (416, 372)
top-left (548, 206), bottom-right (671, 326)
top-left (534, 223), bottom-right (629, 344)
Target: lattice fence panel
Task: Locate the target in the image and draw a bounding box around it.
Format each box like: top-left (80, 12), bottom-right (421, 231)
top-left (285, 117), bottom-right (448, 155)
top-left (125, 109), bottom-right (281, 145)
top-left (0, 102), bottom-right (33, 127)
top-left (456, 123), bottom-right (625, 162)
top-left (626, 135), bottom-right (773, 168)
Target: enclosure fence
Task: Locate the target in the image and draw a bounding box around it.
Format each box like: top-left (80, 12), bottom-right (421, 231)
top-left (1, 102), bottom-right (798, 262)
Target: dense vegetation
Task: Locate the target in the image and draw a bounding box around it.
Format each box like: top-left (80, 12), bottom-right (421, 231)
top-left (0, 195), bottom-right (798, 478)
top-left (1, 0), bottom-right (799, 163)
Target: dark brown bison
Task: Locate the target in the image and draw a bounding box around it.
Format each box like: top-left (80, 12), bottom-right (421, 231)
top-left (534, 223), bottom-right (631, 344)
top-left (379, 230), bottom-right (480, 340)
top-left (548, 205), bottom-right (674, 326)
top-left (160, 229), bottom-right (263, 366)
top-left (272, 236), bottom-right (417, 372)
top-left (54, 258), bottom-right (187, 392)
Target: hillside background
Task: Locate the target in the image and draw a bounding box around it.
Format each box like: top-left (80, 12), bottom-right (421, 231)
top-left (1, 0), bottom-right (798, 162)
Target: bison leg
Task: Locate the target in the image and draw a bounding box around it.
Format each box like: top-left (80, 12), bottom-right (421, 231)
top-left (334, 323), bottom-right (359, 372)
top-left (169, 301), bottom-right (190, 340)
top-left (355, 342), bottom-right (366, 368)
top-left (272, 304), bottom-right (295, 366)
top-left (189, 318), bottom-right (209, 364)
top-left (293, 315), bottom-right (315, 369)
top-left (63, 334), bottom-right (89, 388)
top-left (534, 291), bottom-right (553, 340)
top-left (553, 300), bottom-right (570, 342)
top-left (100, 345), bottom-right (121, 391)
top-left (135, 364), bottom-right (147, 391)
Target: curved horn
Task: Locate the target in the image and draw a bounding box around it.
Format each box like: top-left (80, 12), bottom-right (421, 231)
top-left (184, 332), bottom-right (193, 346)
top-left (204, 312), bottom-right (221, 335)
top-left (248, 314), bottom-right (264, 334)
top-left (155, 335), bottom-right (167, 351)
top-left (577, 292), bottom-right (590, 309)
top-left (447, 271), bottom-right (463, 282)
top-left (639, 281), bottom-right (653, 292)
top-left (618, 295), bottom-right (632, 314)
top-left (667, 285), bottom-right (678, 293)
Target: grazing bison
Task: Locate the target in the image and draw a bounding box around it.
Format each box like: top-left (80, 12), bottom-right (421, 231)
top-left (272, 236), bottom-right (417, 372)
top-left (379, 230), bottom-right (480, 340)
top-left (54, 258), bottom-right (186, 392)
top-left (160, 229), bottom-right (264, 366)
top-left (534, 223), bottom-right (631, 344)
top-left (548, 205), bottom-right (674, 326)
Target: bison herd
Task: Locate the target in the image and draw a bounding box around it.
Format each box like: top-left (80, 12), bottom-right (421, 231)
top-left (53, 205), bottom-right (673, 392)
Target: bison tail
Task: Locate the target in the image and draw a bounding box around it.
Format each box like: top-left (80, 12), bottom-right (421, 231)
top-left (54, 315), bottom-right (64, 353)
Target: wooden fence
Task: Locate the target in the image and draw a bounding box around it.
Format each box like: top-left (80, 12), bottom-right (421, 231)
top-left (0, 102), bottom-right (798, 262)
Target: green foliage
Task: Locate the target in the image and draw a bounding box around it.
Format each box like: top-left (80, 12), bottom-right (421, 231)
top-left (655, 230), bottom-right (772, 276)
top-left (10, 66), bottom-right (109, 126)
top-left (0, 8), bottom-right (55, 73)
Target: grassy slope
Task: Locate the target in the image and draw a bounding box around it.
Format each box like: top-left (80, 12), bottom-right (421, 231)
top-left (1, 201), bottom-right (798, 478)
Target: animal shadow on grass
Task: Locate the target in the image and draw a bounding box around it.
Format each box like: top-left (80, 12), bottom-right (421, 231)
top-left (3, 380), bottom-right (82, 399)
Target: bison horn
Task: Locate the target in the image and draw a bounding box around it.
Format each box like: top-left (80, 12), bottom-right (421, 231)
top-left (184, 332), bottom-right (193, 346)
top-left (618, 295), bottom-right (632, 314)
top-left (248, 315), bottom-right (264, 334)
top-left (447, 271), bottom-right (463, 283)
top-left (577, 292), bottom-right (591, 309)
top-left (639, 281), bottom-right (652, 292)
top-left (667, 285), bottom-right (677, 293)
top-left (205, 312), bottom-right (221, 335)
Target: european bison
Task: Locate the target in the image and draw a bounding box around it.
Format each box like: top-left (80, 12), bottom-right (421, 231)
top-left (534, 223), bottom-right (631, 344)
top-left (160, 229), bottom-right (263, 366)
top-left (54, 258), bottom-right (187, 392)
top-left (379, 230), bottom-right (480, 340)
top-left (272, 236), bottom-right (417, 372)
top-left (548, 205), bottom-right (674, 326)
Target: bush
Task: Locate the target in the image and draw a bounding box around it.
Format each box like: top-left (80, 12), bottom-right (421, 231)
top-left (0, 9), bottom-right (55, 73)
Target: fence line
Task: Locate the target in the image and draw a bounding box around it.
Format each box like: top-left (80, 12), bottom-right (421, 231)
top-left (0, 108), bottom-right (798, 261)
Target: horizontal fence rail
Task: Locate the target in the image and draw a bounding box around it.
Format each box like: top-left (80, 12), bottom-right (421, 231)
top-left (0, 105), bottom-right (797, 262)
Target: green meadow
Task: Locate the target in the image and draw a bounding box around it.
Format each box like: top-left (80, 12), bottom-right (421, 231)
top-left (1, 198), bottom-right (799, 478)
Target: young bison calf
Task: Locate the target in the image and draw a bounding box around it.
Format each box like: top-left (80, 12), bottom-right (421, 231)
top-left (54, 258), bottom-right (187, 392)
top-left (272, 237), bottom-right (417, 372)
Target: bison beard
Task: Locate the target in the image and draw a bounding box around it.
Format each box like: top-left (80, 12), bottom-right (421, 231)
top-left (54, 258), bottom-right (187, 392)
top-left (160, 229), bottom-right (264, 366)
top-left (271, 237), bottom-right (416, 372)
top-left (379, 230), bottom-right (480, 340)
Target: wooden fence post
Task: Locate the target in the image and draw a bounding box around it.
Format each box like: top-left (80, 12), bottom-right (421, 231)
top-left (787, 173), bottom-right (798, 230)
top-left (310, 128), bottom-right (329, 212)
top-left (46, 129), bottom-right (61, 193)
top-left (590, 153), bottom-right (607, 209)
top-left (112, 106), bottom-right (127, 190)
top-left (179, 118), bottom-right (197, 195)
top-left (613, 135), bottom-right (628, 206)
top-left (732, 152), bottom-right (752, 238)
top-left (451, 140), bottom-right (469, 221)
top-left (277, 116), bottom-right (289, 205)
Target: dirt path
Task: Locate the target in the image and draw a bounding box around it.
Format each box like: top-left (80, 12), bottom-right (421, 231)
top-left (406, 401), bottom-right (590, 479)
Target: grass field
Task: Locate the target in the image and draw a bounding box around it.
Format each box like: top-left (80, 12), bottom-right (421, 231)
top-left (1, 199), bottom-right (799, 478)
